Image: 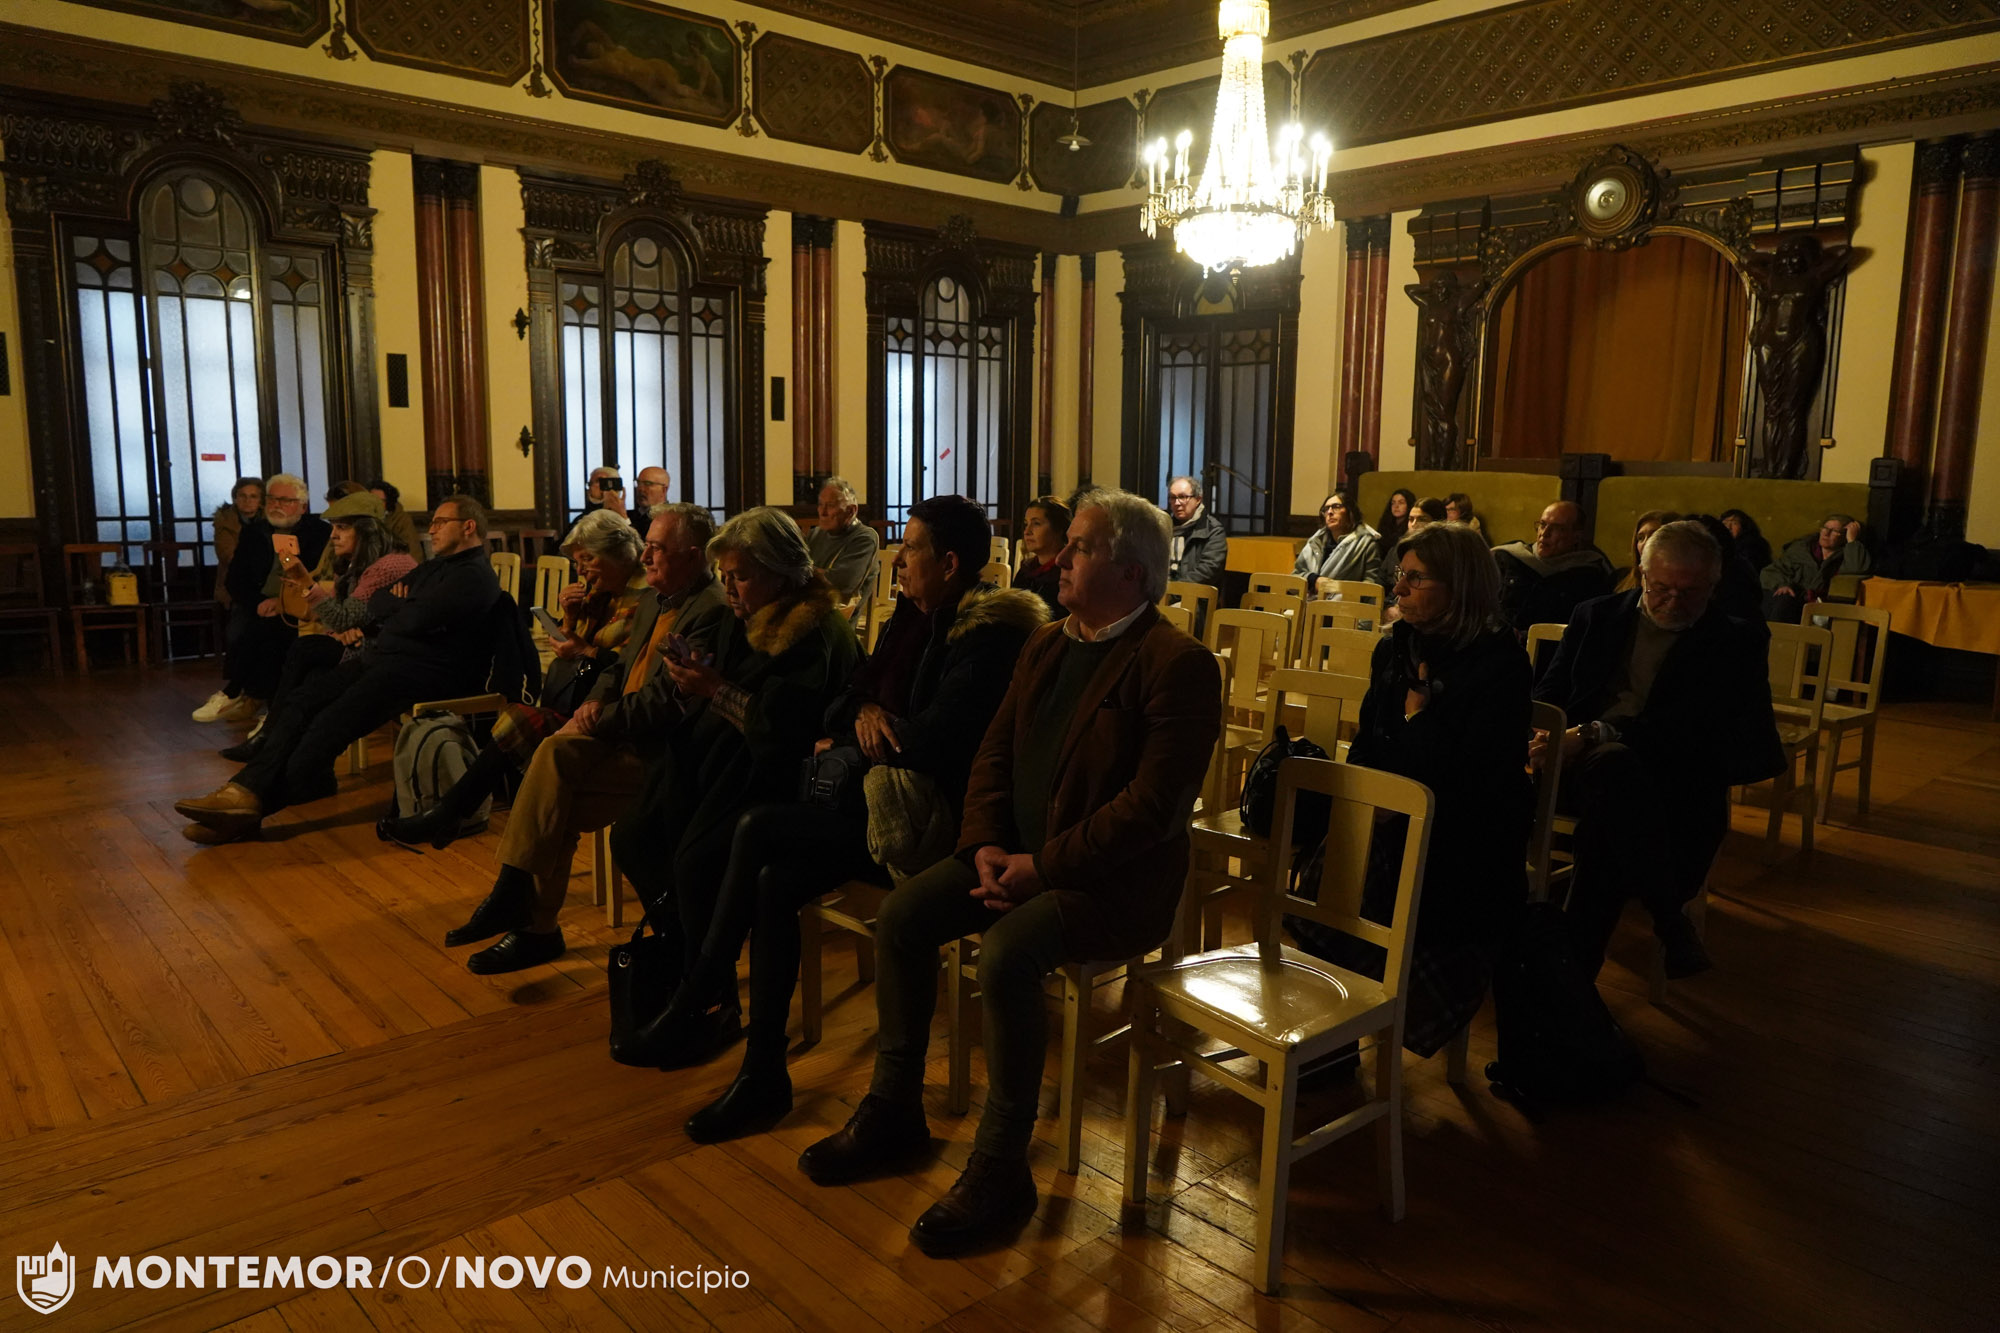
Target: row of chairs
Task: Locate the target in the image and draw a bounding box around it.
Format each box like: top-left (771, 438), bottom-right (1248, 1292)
top-left (0, 540), bottom-right (231, 672)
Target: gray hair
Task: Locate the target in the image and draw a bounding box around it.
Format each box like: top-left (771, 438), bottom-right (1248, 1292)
top-left (561, 508), bottom-right (643, 565)
top-left (651, 502), bottom-right (716, 551)
top-left (1167, 474), bottom-right (1203, 501)
top-left (1076, 486), bottom-right (1171, 603)
top-left (708, 506), bottom-right (814, 588)
top-left (1640, 519), bottom-right (1723, 584)
top-left (819, 476), bottom-right (858, 509)
top-left (264, 472), bottom-right (306, 498)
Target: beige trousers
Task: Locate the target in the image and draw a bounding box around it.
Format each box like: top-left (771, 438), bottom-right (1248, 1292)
top-left (496, 732), bottom-right (646, 930)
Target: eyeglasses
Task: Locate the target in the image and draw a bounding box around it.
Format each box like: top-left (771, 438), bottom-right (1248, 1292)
top-left (427, 515), bottom-right (463, 530)
top-left (1394, 570), bottom-right (1439, 589)
top-left (1535, 519), bottom-right (1575, 532)
top-left (1642, 580), bottom-right (1706, 602)
top-left (1320, 504), bottom-right (1347, 514)
top-left (266, 495), bottom-right (303, 506)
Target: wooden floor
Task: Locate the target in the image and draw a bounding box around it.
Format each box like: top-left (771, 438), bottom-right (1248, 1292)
top-left (0, 664), bottom-right (1995, 1333)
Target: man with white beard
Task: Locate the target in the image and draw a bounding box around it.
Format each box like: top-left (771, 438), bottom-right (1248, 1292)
top-left (195, 473), bottom-right (331, 724)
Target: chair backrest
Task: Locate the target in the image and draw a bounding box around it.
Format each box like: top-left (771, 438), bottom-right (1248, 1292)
top-left (1263, 758), bottom-right (1434, 1001)
top-left (1157, 601), bottom-right (1193, 636)
top-left (1240, 590), bottom-right (1301, 658)
top-left (516, 528), bottom-right (559, 565)
top-left (1526, 700), bottom-right (1566, 903)
top-left (989, 536), bottom-right (1011, 566)
top-left (1815, 603), bottom-right (1890, 716)
top-left (532, 555), bottom-right (571, 616)
top-left (1164, 580), bottom-right (1219, 644)
top-left (978, 559), bottom-right (1012, 588)
top-left (1209, 608), bottom-right (1291, 714)
top-left (1524, 622), bottom-right (1567, 677)
top-left (1321, 579), bottom-right (1382, 607)
top-left (873, 546), bottom-right (901, 603)
top-left (1264, 668), bottom-right (1368, 754)
top-left (864, 600), bottom-right (895, 653)
top-left (1766, 621), bottom-right (1832, 731)
top-left (486, 530), bottom-right (510, 552)
top-left (1299, 619), bottom-right (1377, 676)
top-left (1299, 599), bottom-right (1376, 652)
top-left (489, 551), bottom-right (522, 602)
top-left (1246, 572), bottom-right (1308, 604)
top-left (143, 539), bottom-right (210, 604)
top-left (0, 544), bottom-right (48, 610)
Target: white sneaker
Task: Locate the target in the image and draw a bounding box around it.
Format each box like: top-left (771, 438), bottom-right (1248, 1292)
top-left (218, 694), bottom-right (262, 725)
top-left (192, 690), bottom-right (233, 722)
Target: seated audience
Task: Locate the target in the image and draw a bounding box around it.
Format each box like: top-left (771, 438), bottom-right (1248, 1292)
top-left (797, 489), bottom-right (1220, 1259)
top-left (1290, 521), bottom-right (1530, 1055)
top-left (377, 509), bottom-right (649, 847)
top-left (1719, 508), bottom-right (1772, 571)
top-left (441, 506), bottom-right (729, 973)
top-left (629, 466), bottom-right (671, 532)
top-left (1445, 492), bottom-right (1488, 544)
top-left (174, 496), bottom-right (502, 844)
top-left (1294, 489), bottom-right (1382, 592)
top-left (630, 496), bottom-right (1048, 1131)
top-left (209, 475), bottom-right (262, 612)
top-left (1614, 510), bottom-right (1680, 592)
top-left (221, 492), bottom-right (415, 763)
top-left (1166, 474), bottom-right (1227, 588)
top-left (366, 478), bottom-right (423, 560)
top-left (575, 465), bottom-right (628, 526)
top-left (1376, 487), bottom-right (1417, 550)
top-left (1690, 512), bottom-right (1766, 625)
top-left (603, 510), bottom-right (861, 1005)
top-left (200, 473), bottom-right (333, 725)
top-left (1378, 497), bottom-right (1447, 611)
top-left (809, 476), bottom-right (883, 609)
top-left (1494, 501), bottom-right (1613, 632)
top-left (1761, 512), bottom-right (1872, 622)
top-left (1012, 494), bottom-right (1070, 614)
top-left (1532, 521), bottom-right (1784, 976)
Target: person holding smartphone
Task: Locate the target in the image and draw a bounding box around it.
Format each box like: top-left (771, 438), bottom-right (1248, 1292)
top-left (198, 473), bottom-right (331, 725)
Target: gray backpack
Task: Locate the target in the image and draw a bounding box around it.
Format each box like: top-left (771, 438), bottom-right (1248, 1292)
top-left (390, 714), bottom-right (492, 834)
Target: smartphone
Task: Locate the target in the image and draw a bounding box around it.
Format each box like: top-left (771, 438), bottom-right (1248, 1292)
top-left (531, 606), bottom-right (570, 643)
top-left (599, 476), bottom-right (623, 493)
top-left (271, 533), bottom-right (299, 559)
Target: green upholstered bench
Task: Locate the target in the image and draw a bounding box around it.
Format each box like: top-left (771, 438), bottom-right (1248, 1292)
top-left (1357, 471), bottom-right (1563, 548)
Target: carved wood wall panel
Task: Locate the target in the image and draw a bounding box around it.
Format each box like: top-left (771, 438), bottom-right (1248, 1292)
top-left (1302, 0), bottom-right (2000, 149)
top-left (751, 34), bottom-right (873, 154)
top-left (61, 0), bottom-right (328, 46)
top-left (1028, 99), bottom-right (1136, 198)
top-left (351, 0), bottom-right (531, 85)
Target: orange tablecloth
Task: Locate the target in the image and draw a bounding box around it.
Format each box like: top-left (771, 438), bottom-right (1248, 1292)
top-left (1859, 578), bottom-right (2000, 656)
top-left (1226, 536), bottom-right (1306, 575)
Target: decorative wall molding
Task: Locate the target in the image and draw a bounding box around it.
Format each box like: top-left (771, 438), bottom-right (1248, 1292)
top-left (350, 0), bottom-right (531, 86)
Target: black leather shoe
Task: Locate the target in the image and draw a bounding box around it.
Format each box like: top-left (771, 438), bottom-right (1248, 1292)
top-left (910, 1151), bottom-right (1038, 1257)
top-left (613, 998), bottom-right (743, 1070)
top-left (218, 734), bottom-right (263, 763)
top-left (797, 1093), bottom-right (930, 1186)
top-left (444, 866), bottom-right (537, 947)
top-left (686, 1066), bottom-right (793, 1144)
top-left (466, 928), bottom-right (565, 974)
top-left (1657, 913), bottom-right (1713, 980)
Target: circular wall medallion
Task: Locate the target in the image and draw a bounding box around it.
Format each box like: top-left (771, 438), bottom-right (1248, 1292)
top-left (1574, 161), bottom-right (1646, 237)
top-left (1584, 177), bottom-right (1627, 221)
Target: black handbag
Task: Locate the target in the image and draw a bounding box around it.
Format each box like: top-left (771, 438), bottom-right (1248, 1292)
top-left (799, 744), bottom-right (868, 815)
top-left (540, 651), bottom-right (603, 716)
top-left (1239, 725), bottom-right (1331, 845)
top-left (607, 916), bottom-right (679, 1063)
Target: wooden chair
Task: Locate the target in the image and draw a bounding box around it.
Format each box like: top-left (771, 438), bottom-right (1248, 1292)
top-left (144, 539), bottom-right (224, 661)
top-left (1758, 622), bottom-right (1831, 860)
top-left (531, 556), bottom-right (571, 614)
top-left (988, 535), bottom-right (1011, 567)
top-left (1314, 579), bottom-right (1383, 630)
top-left (489, 551), bottom-right (522, 603)
top-left (592, 825), bottom-right (627, 927)
top-left (1156, 601), bottom-right (1194, 636)
top-left (1813, 603), bottom-right (1890, 824)
top-left (1164, 580), bottom-right (1219, 646)
top-left (978, 559), bottom-right (1012, 588)
top-left (0, 544), bottom-right (62, 675)
top-left (1209, 609), bottom-right (1293, 752)
top-left (1124, 758), bottom-right (1434, 1294)
top-left (515, 528), bottom-right (559, 566)
top-left (485, 530), bottom-right (510, 553)
top-left (799, 880), bottom-right (888, 1045)
top-left (63, 543), bottom-right (149, 669)
top-left (1299, 618), bottom-right (1376, 676)
top-left (1241, 591), bottom-right (1303, 662)
top-left (1524, 622), bottom-right (1567, 676)
top-left (1246, 572), bottom-right (1308, 606)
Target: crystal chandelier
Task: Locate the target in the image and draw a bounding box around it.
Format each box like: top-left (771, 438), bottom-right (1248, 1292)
top-left (1140, 0), bottom-right (1334, 273)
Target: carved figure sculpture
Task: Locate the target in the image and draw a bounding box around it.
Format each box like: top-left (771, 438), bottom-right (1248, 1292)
top-left (1744, 234), bottom-right (1855, 480)
top-left (1407, 270), bottom-right (1488, 470)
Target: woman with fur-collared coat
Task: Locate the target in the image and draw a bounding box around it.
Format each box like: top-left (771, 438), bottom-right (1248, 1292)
top-left (609, 509), bottom-right (860, 1041)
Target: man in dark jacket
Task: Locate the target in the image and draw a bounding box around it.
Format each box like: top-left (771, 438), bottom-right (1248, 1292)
top-left (1494, 501), bottom-right (1614, 633)
top-left (1533, 520), bottom-right (1785, 978)
top-left (442, 504), bottom-right (731, 973)
top-left (798, 488), bottom-right (1220, 1260)
top-left (210, 473), bottom-right (333, 716)
top-left (175, 495), bottom-right (503, 842)
top-left (1166, 475), bottom-right (1227, 589)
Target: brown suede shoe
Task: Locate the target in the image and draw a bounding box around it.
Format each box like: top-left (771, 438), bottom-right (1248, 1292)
top-left (180, 821), bottom-right (256, 846)
top-left (909, 1151), bottom-right (1038, 1257)
top-left (174, 782), bottom-right (263, 830)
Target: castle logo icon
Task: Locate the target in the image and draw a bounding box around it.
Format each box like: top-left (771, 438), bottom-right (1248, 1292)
top-left (16, 1243), bottom-right (76, 1314)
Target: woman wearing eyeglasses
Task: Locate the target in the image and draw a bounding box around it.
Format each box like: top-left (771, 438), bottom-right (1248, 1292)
top-left (1293, 489), bottom-right (1381, 594)
top-left (1288, 521), bottom-right (1531, 1059)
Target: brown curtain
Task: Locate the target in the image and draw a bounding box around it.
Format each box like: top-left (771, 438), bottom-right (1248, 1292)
top-left (1490, 237), bottom-right (1746, 461)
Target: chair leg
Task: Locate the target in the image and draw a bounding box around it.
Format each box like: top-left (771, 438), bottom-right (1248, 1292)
top-left (1057, 967), bottom-right (1088, 1175)
top-left (1817, 726), bottom-right (1842, 825)
top-left (855, 932), bottom-right (876, 984)
top-left (1254, 1059), bottom-right (1300, 1295)
top-left (945, 940), bottom-right (972, 1116)
top-left (1763, 766), bottom-right (1790, 863)
top-left (1122, 997), bottom-right (1157, 1213)
top-left (1445, 1026), bottom-right (1469, 1086)
top-left (1856, 719), bottom-right (1876, 820)
top-left (1374, 1027), bottom-right (1406, 1224)
top-left (1798, 738), bottom-right (1818, 857)
top-left (799, 906), bottom-right (823, 1047)
top-left (591, 827), bottom-right (610, 907)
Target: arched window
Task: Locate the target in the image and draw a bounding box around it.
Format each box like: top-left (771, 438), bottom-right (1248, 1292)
top-left (881, 273), bottom-right (1008, 529)
top-left (553, 226), bottom-right (735, 521)
top-left (69, 167), bottom-right (338, 555)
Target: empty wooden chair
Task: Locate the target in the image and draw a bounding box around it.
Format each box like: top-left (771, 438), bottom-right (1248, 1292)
top-left (1758, 622), bottom-right (1831, 860)
top-left (531, 555), bottom-right (571, 617)
top-left (0, 544), bottom-right (63, 674)
top-left (1299, 617), bottom-right (1377, 676)
top-left (1209, 609), bottom-right (1292, 748)
top-left (1241, 590), bottom-right (1303, 661)
top-left (1124, 757), bottom-right (1434, 1294)
top-left (1164, 580), bottom-right (1219, 645)
top-left (988, 535), bottom-right (1011, 567)
top-left (1524, 622), bottom-right (1567, 676)
top-left (515, 528), bottom-right (560, 566)
top-left (144, 539), bottom-right (225, 661)
top-left (977, 559), bottom-right (1012, 588)
top-left (799, 881), bottom-right (887, 1045)
top-left (1246, 572), bottom-right (1308, 605)
top-left (63, 543), bottom-right (149, 669)
top-left (1156, 601), bottom-right (1194, 636)
top-left (489, 551), bottom-right (522, 603)
top-left (1813, 603), bottom-right (1890, 823)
